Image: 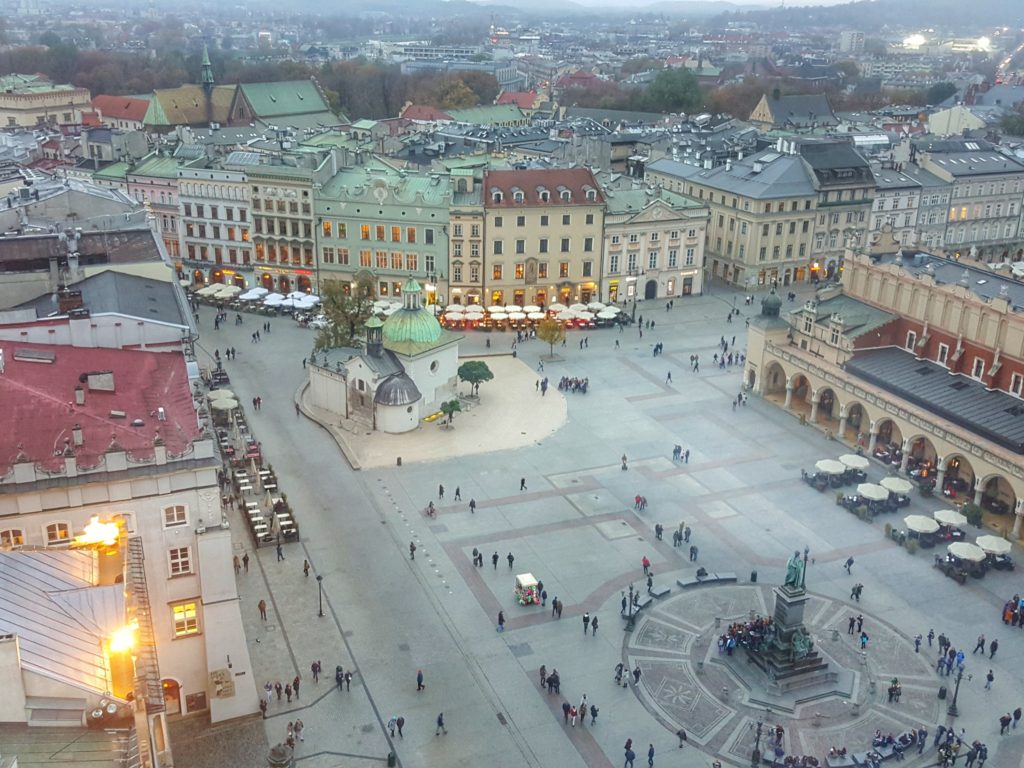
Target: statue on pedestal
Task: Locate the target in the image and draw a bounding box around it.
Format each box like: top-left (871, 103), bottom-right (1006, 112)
top-left (783, 550), bottom-right (805, 589)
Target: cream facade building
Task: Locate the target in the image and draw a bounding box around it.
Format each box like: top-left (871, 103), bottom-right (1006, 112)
top-left (178, 163), bottom-right (254, 288)
top-left (0, 74), bottom-right (91, 127)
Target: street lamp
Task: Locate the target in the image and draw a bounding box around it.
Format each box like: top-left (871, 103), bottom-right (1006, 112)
top-left (800, 546), bottom-right (810, 589)
top-left (751, 719), bottom-right (764, 767)
top-left (316, 574), bottom-right (324, 618)
top-left (626, 583), bottom-right (637, 631)
top-left (626, 268), bottom-right (643, 322)
top-left (947, 665), bottom-right (964, 717)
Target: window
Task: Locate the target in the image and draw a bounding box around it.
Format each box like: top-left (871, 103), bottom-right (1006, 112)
top-left (376, 225), bottom-right (385, 241)
top-left (322, 247), bottom-right (335, 264)
top-left (361, 224), bottom-right (370, 240)
top-left (376, 251), bottom-right (388, 269)
top-left (453, 242), bottom-right (463, 257)
top-left (1, 529), bottom-right (24, 546)
top-left (360, 250), bottom-right (372, 267)
top-left (685, 248), bottom-right (695, 266)
top-left (405, 253), bottom-right (418, 271)
top-left (668, 249), bottom-right (678, 267)
top-left (391, 252), bottom-right (402, 270)
top-left (627, 253), bottom-right (638, 271)
top-left (322, 221), bottom-right (332, 237)
top-left (493, 240), bottom-right (503, 255)
top-left (470, 265), bottom-right (480, 282)
top-left (493, 217), bottom-right (502, 228)
top-left (453, 265), bottom-right (463, 282)
top-left (611, 235), bottom-right (620, 245)
top-left (46, 522), bottom-right (71, 546)
top-left (609, 254), bottom-right (619, 273)
top-left (515, 263), bottom-right (525, 279)
top-left (339, 248), bottom-right (349, 265)
top-left (169, 547), bottom-right (192, 577)
top-left (557, 214), bottom-right (568, 227)
top-left (516, 239), bottom-right (525, 255)
top-left (470, 225), bottom-right (479, 238)
top-left (582, 261), bottom-right (593, 278)
top-left (540, 215), bottom-right (549, 226)
top-left (1010, 372), bottom-right (1023, 397)
top-left (172, 602), bottom-right (199, 637)
top-left (425, 229), bottom-right (433, 244)
top-left (648, 252), bottom-right (658, 270)
top-left (560, 238), bottom-right (570, 253)
top-left (392, 226), bottom-right (401, 242)
top-left (586, 214), bottom-right (594, 225)
top-left (516, 216), bottom-right (526, 227)
top-left (559, 262), bottom-right (570, 278)
top-left (493, 265), bottom-right (503, 280)
top-left (539, 238), bottom-right (549, 254)
top-left (453, 224), bottom-right (463, 237)
top-left (762, 224), bottom-right (769, 237)
top-left (406, 227), bottom-right (416, 243)
top-left (538, 263), bottom-right (548, 279)
top-left (776, 223), bottom-right (783, 236)
top-left (830, 326), bottom-right (841, 345)
top-left (905, 331), bottom-right (916, 350)
top-left (937, 343), bottom-right (949, 366)
top-left (803, 315), bottom-right (814, 334)
top-left (471, 242), bottom-right (480, 257)
top-left (971, 357), bottom-right (985, 379)
top-left (164, 505), bottom-right (188, 528)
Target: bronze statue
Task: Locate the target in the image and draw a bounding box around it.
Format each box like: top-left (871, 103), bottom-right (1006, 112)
top-left (784, 550), bottom-right (805, 588)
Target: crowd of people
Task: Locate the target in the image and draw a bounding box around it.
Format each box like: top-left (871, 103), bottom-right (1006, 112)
top-left (718, 615), bottom-right (774, 654)
top-left (1000, 594), bottom-right (1024, 625)
top-left (557, 376), bottom-right (590, 394)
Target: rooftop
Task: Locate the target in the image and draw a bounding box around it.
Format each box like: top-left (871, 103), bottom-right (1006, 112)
top-left (792, 293), bottom-right (896, 338)
top-left (648, 149), bottom-right (816, 200)
top-left (483, 168), bottom-right (603, 208)
top-left (0, 228), bottom-right (165, 274)
top-left (0, 342), bottom-right (201, 475)
top-left (871, 250), bottom-right (1024, 312)
top-left (845, 346), bottom-right (1024, 454)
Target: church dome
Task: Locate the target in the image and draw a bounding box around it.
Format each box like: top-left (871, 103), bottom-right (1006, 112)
top-left (374, 373), bottom-right (422, 406)
top-left (382, 277), bottom-right (442, 344)
top-left (761, 289), bottom-right (782, 317)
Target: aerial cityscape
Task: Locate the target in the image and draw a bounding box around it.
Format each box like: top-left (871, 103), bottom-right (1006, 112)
top-left (0, 0), bottom-right (1023, 767)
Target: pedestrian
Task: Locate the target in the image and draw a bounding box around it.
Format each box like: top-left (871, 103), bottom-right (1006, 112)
top-left (666, 371), bottom-right (672, 384)
top-left (295, 402), bottom-right (300, 417)
top-left (243, 553), bottom-right (249, 572)
top-left (556, 598), bottom-right (563, 618)
top-left (497, 610), bottom-right (505, 632)
top-left (438, 484), bottom-right (444, 500)
top-left (259, 699), bottom-right (267, 718)
top-left (454, 486), bottom-right (461, 501)
top-left (621, 592), bottom-right (628, 614)
top-left (562, 701), bottom-right (571, 723)
top-left (396, 716), bottom-right (405, 737)
top-left (507, 552), bottom-right (515, 569)
top-left (540, 665), bottom-right (547, 688)
top-left (999, 713), bottom-right (1011, 734)
top-left (276, 543), bottom-right (284, 562)
top-left (570, 705), bottom-right (578, 726)
top-left (583, 611), bottom-right (591, 634)
top-left (311, 661), bottom-right (320, 683)
top-left (591, 616), bottom-right (599, 636)
top-left (848, 616), bottom-right (856, 634)
top-left (590, 704), bottom-right (599, 725)
top-left (344, 671), bottom-right (351, 691)
top-left (409, 541), bottom-right (416, 560)
top-left (1013, 707), bottom-right (1021, 728)
top-left (469, 498), bottom-right (476, 513)
top-left (541, 589), bottom-right (547, 606)
top-left (492, 551), bottom-right (499, 569)
top-left (642, 556), bottom-right (650, 575)
top-left (275, 681), bottom-right (283, 700)
top-left (285, 683), bottom-right (292, 702)
top-left (648, 743), bottom-right (655, 767)
top-left (857, 615), bottom-right (864, 633)
top-left (677, 728), bottom-right (688, 747)
top-left (844, 556), bottom-right (854, 574)
top-left (416, 669), bottom-right (424, 691)
top-left (435, 712), bottom-right (447, 736)
top-left (989, 639), bottom-right (999, 658)
top-left (520, 477), bottom-right (527, 491)
top-left (303, 559), bottom-right (310, 578)
top-left (625, 748), bottom-right (636, 768)
top-left (914, 635), bottom-right (922, 652)
top-left (684, 526), bottom-right (691, 542)
top-left (928, 628), bottom-right (935, 647)
top-left (258, 599), bottom-right (268, 621)
top-left (388, 716), bottom-right (397, 737)
top-left (633, 665), bottom-right (642, 685)
top-left (294, 719), bottom-right (304, 742)
top-left (293, 675), bottom-right (300, 699)
top-left (233, 554), bottom-right (241, 574)
top-left (973, 634), bottom-right (986, 654)
top-left (985, 670), bottom-right (994, 690)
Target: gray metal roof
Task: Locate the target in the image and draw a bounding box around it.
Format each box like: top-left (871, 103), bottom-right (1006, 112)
top-left (845, 347), bottom-right (1024, 454)
top-left (648, 149), bottom-right (816, 199)
top-left (17, 271), bottom-right (189, 327)
top-left (374, 372), bottom-right (422, 405)
top-left (793, 294), bottom-right (896, 338)
top-left (872, 250), bottom-right (1024, 313)
top-left (0, 550), bottom-right (122, 693)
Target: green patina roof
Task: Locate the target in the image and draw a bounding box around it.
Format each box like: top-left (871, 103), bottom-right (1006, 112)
top-left (128, 154), bottom-right (185, 179)
top-left (446, 104), bottom-right (526, 125)
top-left (93, 161), bottom-right (130, 182)
top-left (402, 277), bottom-right (422, 293)
top-left (382, 309), bottom-right (442, 345)
top-left (365, 316), bottom-right (384, 328)
top-left (239, 81), bottom-right (332, 118)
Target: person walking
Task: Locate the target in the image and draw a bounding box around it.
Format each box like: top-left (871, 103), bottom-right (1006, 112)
top-left (497, 610), bottom-right (505, 632)
top-left (416, 669), bottom-right (424, 691)
top-left (583, 612), bottom-right (591, 634)
top-left (999, 713), bottom-right (1012, 734)
top-left (989, 638), bottom-right (999, 658)
top-left (520, 477), bottom-right (527, 491)
top-left (844, 556), bottom-right (854, 574)
top-left (233, 554), bottom-right (241, 574)
top-left (973, 634), bottom-right (986, 654)
top-left (276, 542), bottom-right (284, 562)
top-left (1012, 707), bottom-right (1021, 728)
top-left (648, 743), bottom-right (655, 767)
top-left (242, 553), bottom-right (249, 572)
top-left (454, 486), bottom-right (461, 501)
top-left (642, 556), bottom-right (650, 576)
top-left (435, 712), bottom-right (447, 736)
top-left (388, 716), bottom-right (398, 737)
top-left (438, 484), bottom-right (444, 500)
top-left (409, 541), bottom-right (416, 560)
top-left (492, 551), bottom-right (499, 569)
top-left (590, 704), bottom-right (599, 725)
top-left (678, 728), bottom-right (689, 748)
top-left (311, 661), bottom-right (320, 683)
top-left (396, 716), bottom-right (405, 738)
top-left (507, 552), bottom-right (515, 569)
top-left (624, 747), bottom-right (636, 768)
top-left (469, 498), bottom-right (476, 513)
top-left (633, 665), bottom-right (642, 685)
top-left (591, 616), bottom-right (599, 636)
top-left (985, 670), bottom-right (995, 690)
top-left (562, 701), bottom-right (571, 723)
top-left (303, 559), bottom-right (310, 578)
top-left (258, 599), bottom-right (268, 621)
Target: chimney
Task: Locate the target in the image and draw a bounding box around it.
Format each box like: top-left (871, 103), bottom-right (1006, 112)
top-left (72, 423), bottom-right (83, 446)
top-left (776, 137), bottom-right (784, 152)
top-left (725, 159), bottom-right (732, 171)
top-left (58, 288), bottom-right (84, 314)
top-left (74, 385), bottom-right (85, 405)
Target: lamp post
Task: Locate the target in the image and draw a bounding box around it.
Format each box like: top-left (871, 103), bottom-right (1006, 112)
top-left (800, 546), bottom-right (810, 589)
top-left (626, 268), bottom-right (642, 322)
top-left (626, 583), bottom-right (636, 631)
top-left (316, 574), bottom-right (324, 618)
top-left (751, 719), bottom-right (764, 767)
top-left (947, 665), bottom-right (964, 717)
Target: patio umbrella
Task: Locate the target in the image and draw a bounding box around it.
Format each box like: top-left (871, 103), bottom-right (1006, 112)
top-left (207, 389), bottom-right (235, 400)
top-left (446, 304), bottom-right (464, 312)
top-left (597, 310), bottom-right (619, 320)
top-left (548, 303), bottom-right (568, 312)
top-left (976, 535), bottom-right (1011, 555)
top-left (904, 514), bottom-right (940, 534)
top-left (465, 309), bottom-right (485, 317)
top-left (527, 312), bottom-right (546, 320)
top-left (601, 305), bottom-right (622, 314)
top-left (556, 310), bottom-right (575, 321)
top-left (286, 291), bottom-right (308, 300)
top-left (491, 312), bottom-right (508, 320)
top-left (839, 454), bottom-right (869, 470)
top-left (248, 287), bottom-right (269, 297)
top-left (197, 285), bottom-right (221, 296)
top-left (508, 311), bottom-right (527, 320)
top-left (523, 305), bottom-right (542, 314)
top-left (487, 305), bottom-right (506, 313)
top-left (239, 292), bottom-right (262, 301)
top-left (816, 459), bottom-right (847, 475)
top-left (576, 311), bottom-right (595, 320)
top-left (934, 508), bottom-right (968, 527)
top-left (569, 303), bottom-right (588, 312)
top-left (217, 285), bottom-right (243, 297)
top-left (263, 293), bottom-right (284, 303)
top-left (947, 542), bottom-right (986, 562)
top-left (210, 398), bottom-right (239, 411)
top-left (587, 301), bottom-right (606, 311)
top-left (857, 483), bottom-right (889, 502)
top-left (303, 294), bottom-right (321, 303)
top-left (444, 312), bottom-right (464, 321)
top-left (881, 477), bottom-right (913, 495)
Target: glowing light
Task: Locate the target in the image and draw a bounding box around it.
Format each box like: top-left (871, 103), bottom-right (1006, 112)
top-left (109, 621), bottom-right (138, 653)
top-left (977, 37), bottom-right (991, 51)
top-left (73, 516), bottom-right (121, 548)
top-left (903, 34), bottom-right (927, 49)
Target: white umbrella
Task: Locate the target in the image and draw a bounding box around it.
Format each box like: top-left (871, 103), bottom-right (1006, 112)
top-left (207, 389), bottom-right (235, 400)
top-left (264, 292), bottom-right (284, 303)
top-left (816, 459), bottom-right (847, 475)
top-left (304, 294), bottom-right (321, 303)
top-left (508, 311), bottom-right (527, 320)
top-left (947, 542), bottom-right (986, 563)
top-left (444, 312), bottom-right (464, 321)
top-left (881, 477), bottom-right (913, 495)
top-left (491, 312), bottom-right (508, 320)
top-left (239, 292), bottom-right (263, 302)
top-left (523, 305), bottom-right (542, 313)
top-left (556, 310), bottom-right (575, 321)
top-left (904, 514), bottom-right (940, 534)
top-left (598, 310), bottom-right (619, 320)
top-left (465, 309), bottom-right (485, 317)
top-left (249, 287), bottom-right (269, 297)
top-left (217, 284), bottom-right (243, 297)
top-left (934, 508), bottom-right (968, 527)
top-left (487, 305), bottom-right (506, 313)
top-left (839, 454), bottom-right (869, 470)
top-left (548, 303), bottom-right (568, 312)
top-left (197, 284), bottom-right (221, 296)
top-left (976, 535), bottom-right (1011, 555)
top-left (210, 397), bottom-right (239, 411)
top-left (286, 291), bottom-right (307, 300)
top-left (569, 303), bottom-right (587, 312)
top-left (857, 483), bottom-right (889, 502)
top-left (576, 310), bottom-right (595, 320)
top-left (446, 304), bottom-right (464, 312)
top-left (264, 295), bottom-right (285, 306)
top-left (527, 312), bottom-right (546, 320)
top-left (601, 305), bottom-right (622, 314)
top-left (587, 301), bottom-right (606, 311)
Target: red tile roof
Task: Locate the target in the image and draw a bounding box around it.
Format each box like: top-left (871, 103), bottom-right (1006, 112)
top-left (91, 95), bottom-right (150, 123)
top-left (0, 342), bottom-right (200, 474)
top-left (399, 104), bottom-right (452, 121)
top-left (483, 168), bottom-right (604, 208)
top-left (496, 91), bottom-right (537, 110)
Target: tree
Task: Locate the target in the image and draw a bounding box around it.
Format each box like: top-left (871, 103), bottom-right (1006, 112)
top-left (313, 276), bottom-right (375, 353)
top-left (458, 360), bottom-right (494, 398)
top-left (640, 68), bottom-right (702, 113)
top-left (536, 317), bottom-right (566, 359)
top-left (439, 399), bottom-right (462, 427)
top-left (926, 82), bottom-right (958, 105)
top-left (1002, 106), bottom-right (1024, 137)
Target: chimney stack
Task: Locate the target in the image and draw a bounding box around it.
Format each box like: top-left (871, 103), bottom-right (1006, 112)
top-left (58, 289), bottom-right (84, 314)
top-left (72, 423), bottom-right (83, 446)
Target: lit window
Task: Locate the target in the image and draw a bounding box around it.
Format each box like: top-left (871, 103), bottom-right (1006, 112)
top-left (172, 602), bottom-right (199, 637)
top-left (46, 522), bottom-right (71, 545)
top-left (360, 225), bottom-right (370, 240)
top-left (322, 221), bottom-right (332, 237)
top-left (169, 547), bottom-right (192, 577)
top-left (406, 227), bottom-right (416, 243)
top-left (164, 505), bottom-right (188, 528)
top-left (392, 226), bottom-right (401, 242)
top-left (515, 263), bottom-right (525, 279)
top-left (559, 262), bottom-right (569, 278)
top-left (0, 529), bottom-right (24, 546)
top-left (493, 264), bottom-right (503, 280)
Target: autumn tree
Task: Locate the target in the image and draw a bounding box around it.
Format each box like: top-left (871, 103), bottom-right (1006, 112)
top-left (313, 276), bottom-right (375, 353)
top-left (640, 68), bottom-right (702, 113)
top-left (536, 317), bottom-right (566, 359)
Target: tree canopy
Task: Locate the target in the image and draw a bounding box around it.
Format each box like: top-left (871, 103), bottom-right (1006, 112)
top-left (457, 360), bottom-right (494, 397)
top-left (536, 318), bottom-right (566, 358)
top-left (313, 276), bottom-right (374, 353)
top-left (926, 82), bottom-right (958, 105)
top-left (439, 399), bottom-right (462, 427)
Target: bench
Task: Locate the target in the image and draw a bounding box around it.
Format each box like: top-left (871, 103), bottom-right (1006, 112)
top-left (636, 594), bottom-right (654, 610)
top-left (825, 757), bottom-right (857, 768)
top-left (649, 585), bottom-right (671, 598)
top-left (677, 572), bottom-right (740, 589)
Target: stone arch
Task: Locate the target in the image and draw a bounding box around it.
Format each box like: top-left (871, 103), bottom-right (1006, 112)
top-left (940, 453), bottom-right (975, 499)
top-left (840, 399), bottom-right (870, 445)
top-left (977, 474), bottom-right (1017, 516)
top-left (871, 418), bottom-right (903, 460)
top-left (788, 374), bottom-right (813, 418)
top-left (904, 434), bottom-right (938, 478)
top-left (761, 361), bottom-right (788, 402)
top-left (814, 386), bottom-right (840, 431)
top-left (746, 366), bottom-right (757, 391)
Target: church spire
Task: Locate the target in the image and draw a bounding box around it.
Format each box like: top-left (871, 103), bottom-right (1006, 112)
top-left (200, 44), bottom-right (214, 93)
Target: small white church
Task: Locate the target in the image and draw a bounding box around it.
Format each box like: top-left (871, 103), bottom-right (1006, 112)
top-left (307, 278), bottom-right (462, 433)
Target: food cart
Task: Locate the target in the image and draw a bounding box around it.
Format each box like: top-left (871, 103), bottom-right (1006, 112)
top-left (514, 573), bottom-right (540, 605)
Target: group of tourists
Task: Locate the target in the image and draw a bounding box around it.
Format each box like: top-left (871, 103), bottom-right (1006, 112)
top-left (557, 376), bottom-right (590, 394)
top-left (1000, 594), bottom-right (1024, 625)
top-left (718, 615), bottom-right (774, 654)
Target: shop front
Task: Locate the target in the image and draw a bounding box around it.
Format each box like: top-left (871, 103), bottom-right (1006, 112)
top-left (579, 282), bottom-right (597, 303)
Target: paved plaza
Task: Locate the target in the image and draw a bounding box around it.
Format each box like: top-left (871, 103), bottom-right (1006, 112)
top-left (189, 286), bottom-right (1024, 768)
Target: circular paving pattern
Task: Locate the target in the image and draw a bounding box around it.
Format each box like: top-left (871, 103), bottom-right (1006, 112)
top-left (624, 585), bottom-right (942, 764)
